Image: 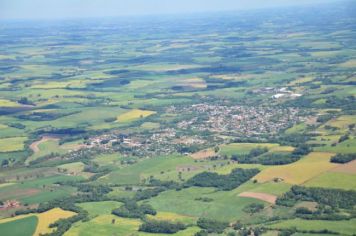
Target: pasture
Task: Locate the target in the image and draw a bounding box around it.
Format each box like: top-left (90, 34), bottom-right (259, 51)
top-left (0, 215), bottom-right (38, 236)
top-left (76, 201), bottom-right (123, 218)
top-left (148, 187), bottom-right (267, 222)
top-left (219, 143), bottom-right (280, 156)
top-left (304, 172), bottom-right (356, 190)
top-left (0, 208), bottom-right (75, 236)
top-left (269, 218), bottom-right (356, 235)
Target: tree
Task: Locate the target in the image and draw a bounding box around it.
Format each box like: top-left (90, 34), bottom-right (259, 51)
top-left (197, 218), bottom-right (229, 234)
top-left (17, 97), bottom-right (33, 105)
top-left (139, 220), bottom-right (186, 234)
top-left (1, 159), bottom-right (9, 167)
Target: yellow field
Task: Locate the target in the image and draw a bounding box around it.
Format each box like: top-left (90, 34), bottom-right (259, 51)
top-left (324, 115), bottom-right (356, 130)
top-left (213, 73), bottom-right (254, 81)
top-left (65, 214), bottom-right (200, 236)
top-left (0, 99), bottom-right (21, 107)
top-left (220, 143), bottom-right (293, 156)
top-left (0, 137), bottom-right (27, 152)
top-left (117, 109), bottom-right (156, 123)
top-left (58, 162), bottom-right (85, 175)
top-left (254, 152), bottom-right (338, 184)
top-left (31, 80), bottom-right (87, 89)
top-left (131, 63), bottom-right (200, 72)
top-left (215, 163), bottom-right (267, 175)
top-left (0, 208), bottom-right (76, 236)
top-left (34, 208), bottom-right (77, 235)
top-left (64, 215), bottom-right (141, 236)
top-left (310, 50), bottom-right (339, 57)
top-left (180, 78), bottom-right (207, 89)
top-left (339, 59), bottom-right (356, 68)
top-left (0, 182), bottom-right (15, 188)
top-left (0, 54), bottom-right (16, 60)
top-left (288, 76), bottom-right (314, 86)
top-left (147, 212), bottom-right (196, 224)
top-left (269, 146), bottom-right (295, 153)
top-left (0, 214), bottom-right (31, 224)
top-left (0, 124), bottom-right (8, 129)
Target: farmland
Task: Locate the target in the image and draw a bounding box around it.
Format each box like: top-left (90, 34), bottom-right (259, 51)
top-left (0, 1), bottom-right (355, 236)
top-left (0, 208), bottom-right (76, 236)
top-left (254, 152), bottom-right (338, 184)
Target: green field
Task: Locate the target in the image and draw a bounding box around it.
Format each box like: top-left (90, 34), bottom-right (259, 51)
top-left (304, 171), bottom-right (356, 190)
top-left (0, 216), bottom-right (38, 236)
top-left (269, 218), bottom-right (356, 235)
top-left (148, 187), bottom-right (268, 222)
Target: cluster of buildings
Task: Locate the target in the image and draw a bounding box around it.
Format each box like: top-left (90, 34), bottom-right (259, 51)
top-left (172, 103), bottom-right (302, 136)
top-left (78, 103), bottom-right (305, 157)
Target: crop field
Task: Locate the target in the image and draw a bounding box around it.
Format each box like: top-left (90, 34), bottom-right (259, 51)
top-left (0, 215), bottom-right (38, 236)
top-left (98, 155), bottom-right (199, 184)
top-left (331, 159), bottom-right (356, 174)
top-left (0, 137), bottom-right (27, 153)
top-left (65, 214), bottom-right (201, 236)
top-left (116, 109), bottom-right (156, 123)
top-left (219, 143), bottom-right (281, 156)
top-left (0, 175), bottom-right (80, 205)
top-left (0, 99), bottom-right (21, 107)
top-left (0, 208), bottom-right (75, 236)
top-left (34, 208), bottom-right (77, 235)
top-left (304, 171), bottom-right (356, 190)
top-left (147, 212), bottom-right (197, 225)
top-left (254, 152), bottom-right (338, 184)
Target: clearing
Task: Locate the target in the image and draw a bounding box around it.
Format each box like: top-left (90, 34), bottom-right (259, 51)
top-left (238, 192), bottom-right (277, 204)
top-left (190, 149), bottom-right (216, 160)
top-left (29, 136), bottom-right (59, 153)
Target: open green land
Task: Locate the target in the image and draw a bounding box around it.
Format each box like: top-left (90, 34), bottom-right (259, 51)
top-left (0, 216), bottom-right (38, 236)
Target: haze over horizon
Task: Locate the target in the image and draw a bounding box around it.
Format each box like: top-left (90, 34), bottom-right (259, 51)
top-left (0, 0), bottom-right (341, 20)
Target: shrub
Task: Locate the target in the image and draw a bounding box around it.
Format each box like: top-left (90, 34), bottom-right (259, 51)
top-left (243, 203), bottom-right (264, 214)
top-left (186, 168), bottom-right (259, 191)
top-left (112, 201), bottom-right (156, 219)
top-left (330, 153), bottom-right (356, 164)
top-left (139, 220), bottom-right (186, 234)
top-left (197, 218), bottom-right (229, 233)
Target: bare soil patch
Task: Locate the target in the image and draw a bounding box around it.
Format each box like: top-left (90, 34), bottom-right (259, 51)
top-left (30, 136), bottom-right (59, 153)
top-left (0, 188), bottom-right (40, 202)
top-left (330, 160), bottom-right (356, 174)
top-left (190, 149), bottom-right (216, 160)
top-left (239, 192), bottom-right (277, 204)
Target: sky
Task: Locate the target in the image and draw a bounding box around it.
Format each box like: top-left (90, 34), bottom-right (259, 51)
top-left (0, 0), bottom-right (340, 20)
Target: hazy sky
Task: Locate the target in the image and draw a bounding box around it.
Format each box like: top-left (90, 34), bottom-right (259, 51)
top-left (0, 0), bottom-right (339, 20)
